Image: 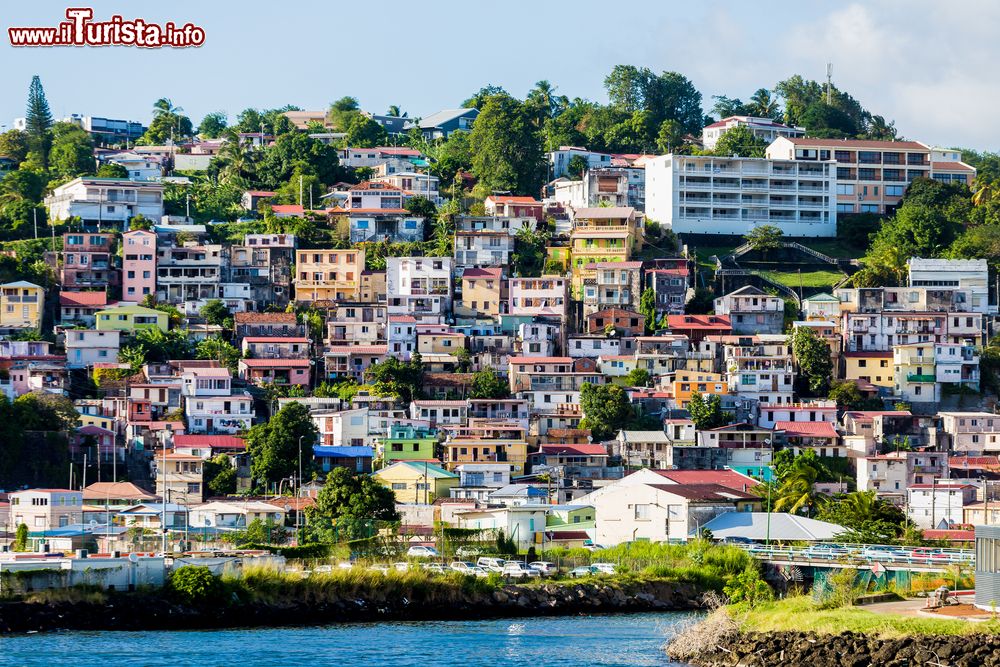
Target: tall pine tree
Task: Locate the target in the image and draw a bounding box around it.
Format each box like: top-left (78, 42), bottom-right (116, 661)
top-left (25, 75), bottom-right (53, 166)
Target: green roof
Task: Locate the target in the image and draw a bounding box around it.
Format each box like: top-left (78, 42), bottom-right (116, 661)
top-left (804, 292), bottom-right (839, 302)
top-left (96, 305), bottom-right (164, 315)
top-left (387, 461), bottom-right (457, 478)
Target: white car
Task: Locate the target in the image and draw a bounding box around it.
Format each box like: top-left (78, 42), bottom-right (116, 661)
top-left (450, 561), bottom-right (476, 573)
top-left (468, 566), bottom-right (490, 578)
top-left (456, 546), bottom-right (482, 558)
top-left (502, 562), bottom-right (541, 578)
top-left (583, 543), bottom-right (607, 551)
top-left (477, 557), bottom-right (507, 572)
top-left (591, 562), bottom-right (617, 575)
top-left (368, 564), bottom-right (389, 573)
top-left (421, 562), bottom-right (448, 574)
top-left (528, 561), bottom-right (557, 575)
top-left (393, 562), bottom-right (410, 572)
top-left (407, 545), bottom-right (439, 558)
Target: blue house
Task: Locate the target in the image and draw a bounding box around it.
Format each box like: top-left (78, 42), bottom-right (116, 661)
top-left (313, 445), bottom-right (374, 474)
top-left (417, 108), bottom-right (479, 140)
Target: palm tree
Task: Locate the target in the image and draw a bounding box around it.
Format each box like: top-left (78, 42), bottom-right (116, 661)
top-left (749, 88), bottom-right (779, 119)
top-left (973, 180), bottom-right (996, 207)
top-left (152, 98), bottom-right (183, 118)
top-left (217, 130), bottom-right (253, 184)
top-left (773, 463), bottom-right (818, 515)
top-left (866, 115), bottom-right (898, 141)
top-left (386, 105), bottom-right (406, 118)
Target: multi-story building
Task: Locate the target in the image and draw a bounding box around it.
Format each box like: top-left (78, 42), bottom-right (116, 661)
top-left (857, 451), bottom-right (949, 498)
top-left (380, 172), bottom-right (440, 202)
top-left (644, 154), bottom-right (836, 236)
top-left (644, 258), bottom-right (691, 317)
top-left (457, 268), bottom-right (505, 320)
top-left (181, 367), bottom-right (254, 434)
top-left (121, 229), bottom-right (157, 301)
top-left (65, 329), bottom-right (121, 369)
top-left (100, 151), bottom-right (163, 181)
top-left (45, 177), bottom-right (164, 225)
top-left (327, 303), bottom-right (385, 346)
top-left (454, 228), bottom-right (514, 268)
top-left (836, 287), bottom-right (985, 352)
top-left (156, 453), bottom-right (204, 505)
top-left (548, 146), bottom-right (613, 178)
top-left (580, 261), bottom-right (642, 318)
top-left (938, 412), bottom-right (1000, 454)
top-left (0, 281), bottom-right (44, 331)
top-left (893, 341), bottom-right (980, 404)
top-left (553, 167), bottom-right (646, 210)
top-left (295, 248), bottom-right (365, 303)
top-left (907, 481), bottom-right (977, 529)
top-left (508, 277), bottom-right (568, 320)
top-left (720, 334), bottom-right (795, 405)
top-left (229, 234), bottom-right (295, 310)
top-left (94, 304), bottom-right (167, 333)
top-left (156, 244), bottom-right (224, 313)
top-left (908, 258), bottom-right (992, 314)
top-left (387, 316), bottom-right (417, 360)
top-left (385, 256), bottom-right (453, 321)
top-left (233, 312), bottom-right (304, 342)
top-left (10, 489), bottom-right (83, 530)
top-left (61, 233), bottom-right (117, 291)
top-left (713, 286), bottom-right (785, 334)
top-left (567, 207), bottom-right (642, 291)
top-left (484, 195), bottom-right (543, 222)
top-left (701, 115), bottom-right (805, 150)
top-left (338, 146), bottom-right (423, 170)
top-left (378, 424), bottom-right (438, 464)
top-left (929, 147), bottom-right (977, 186)
top-left (59, 291), bottom-right (108, 327)
top-left (765, 137), bottom-right (975, 216)
top-left (324, 345), bottom-right (387, 382)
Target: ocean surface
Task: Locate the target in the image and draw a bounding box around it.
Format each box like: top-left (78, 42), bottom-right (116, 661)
top-left (0, 612), bottom-right (698, 666)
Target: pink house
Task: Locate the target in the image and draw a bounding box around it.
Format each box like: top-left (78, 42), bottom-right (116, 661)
top-left (122, 229), bottom-right (157, 301)
top-left (238, 358), bottom-right (311, 386)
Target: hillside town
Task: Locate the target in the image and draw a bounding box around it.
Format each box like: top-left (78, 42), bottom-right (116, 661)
top-left (1, 70), bottom-right (999, 573)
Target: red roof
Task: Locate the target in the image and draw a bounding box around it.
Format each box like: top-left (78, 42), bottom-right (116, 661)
top-left (235, 312), bottom-right (298, 324)
top-left (60, 291), bottom-right (108, 307)
top-left (271, 204), bottom-right (304, 215)
top-left (463, 267), bottom-right (503, 279)
top-left (950, 456), bottom-right (1000, 468)
top-left (653, 469), bottom-right (760, 493)
top-left (349, 182), bottom-right (403, 192)
top-left (932, 161), bottom-right (975, 172)
top-left (775, 421), bottom-right (838, 438)
top-left (704, 116), bottom-right (795, 130)
top-left (666, 314), bottom-right (732, 330)
top-left (326, 345), bottom-right (387, 355)
top-left (389, 315), bottom-right (417, 323)
top-left (647, 483), bottom-right (759, 501)
top-left (488, 195), bottom-right (541, 205)
top-left (922, 529), bottom-right (975, 542)
top-left (648, 267), bottom-right (689, 276)
top-left (173, 435), bottom-right (246, 449)
top-left (241, 337), bottom-right (309, 344)
top-left (245, 190), bottom-right (276, 197)
top-left (539, 444), bottom-right (608, 456)
top-left (780, 137), bottom-right (928, 150)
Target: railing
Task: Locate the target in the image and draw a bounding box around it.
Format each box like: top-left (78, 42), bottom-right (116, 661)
top-left (907, 374), bottom-right (936, 383)
top-left (740, 543), bottom-right (974, 567)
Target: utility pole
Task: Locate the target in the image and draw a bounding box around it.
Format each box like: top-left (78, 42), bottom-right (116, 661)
top-left (931, 476), bottom-right (936, 530)
top-left (161, 443), bottom-right (168, 554)
top-left (826, 63), bottom-right (833, 105)
top-left (33, 208), bottom-right (37, 240)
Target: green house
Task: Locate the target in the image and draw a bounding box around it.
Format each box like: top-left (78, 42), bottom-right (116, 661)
top-left (95, 305), bottom-right (168, 333)
top-left (378, 424), bottom-right (439, 464)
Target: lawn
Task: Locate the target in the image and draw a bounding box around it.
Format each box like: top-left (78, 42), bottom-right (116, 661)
top-left (757, 269), bottom-right (846, 290)
top-left (740, 595), bottom-right (1000, 638)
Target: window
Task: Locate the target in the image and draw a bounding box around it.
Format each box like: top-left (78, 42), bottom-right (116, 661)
top-left (634, 504), bottom-right (651, 520)
top-left (391, 482), bottom-right (407, 490)
top-left (886, 185), bottom-right (904, 197)
top-left (836, 184), bottom-right (855, 195)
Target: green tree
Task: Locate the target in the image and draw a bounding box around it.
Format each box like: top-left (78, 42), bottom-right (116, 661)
top-left (366, 355), bottom-right (424, 403)
top-left (12, 523), bottom-right (28, 552)
top-left (203, 453), bottom-right (237, 496)
top-left (469, 93), bottom-right (545, 196)
top-left (462, 85), bottom-right (509, 110)
top-left (828, 380), bottom-right (883, 411)
top-left (168, 565), bottom-right (223, 605)
top-left (304, 467), bottom-right (399, 541)
top-left (579, 383), bottom-right (634, 441)
top-left (96, 163), bottom-right (129, 178)
top-left (344, 114), bottom-right (388, 148)
top-left (13, 392), bottom-right (78, 431)
top-left (195, 336), bottom-right (240, 371)
top-left (199, 299), bottom-right (232, 327)
top-left (792, 326), bottom-right (833, 395)
top-left (24, 76), bottom-right (53, 163)
top-left (723, 564), bottom-right (774, 608)
top-left (748, 88), bottom-right (780, 119)
top-left (639, 287), bottom-right (658, 334)
top-left (48, 122), bottom-right (95, 179)
top-left (567, 154), bottom-right (588, 179)
top-left (624, 368), bottom-right (651, 387)
top-left (816, 490), bottom-right (907, 543)
top-left (245, 402), bottom-right (318, 493)
top-left (197, 111), bottom-right (228, 138)
top-left (744, 224), bottom-right (784, 254)
top-left (405, 196), bottom-right (437, 223)
top-left (711, 95), bottom-right (750, 119)
top-left (773, 456), bottom-right (819, 515)
top-left (429, 130), bottom-right (472, 188)
top-left (712, 125), bottom-right (767, 158)
top-left (469, 368), bottom-right (509, 399)
top-left (685, 287), bottom-right (714, 315)
top-left (140, 98), bottom-right (193, 144)
top-left (603, 66), bottom-right (703, 136)
top-left (687, 392), bottom-right (730, 430)
top-left (655, 119), bottom-right (685, 153)
top-left (0, 130), bottom-right (29, 166)
top-left (511, 226), bottom-right (550, 277)
top-left (327, 96), bottom-right (360, 130)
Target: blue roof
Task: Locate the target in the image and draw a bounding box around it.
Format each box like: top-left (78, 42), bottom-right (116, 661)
top-left (313, 445), bottom-right (374, 459)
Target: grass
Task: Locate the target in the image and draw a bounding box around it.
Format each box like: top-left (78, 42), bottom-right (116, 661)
top-left (757, 269), bottom-right (846, 290)
top-left (738, 595), bottom-right (1000, 638)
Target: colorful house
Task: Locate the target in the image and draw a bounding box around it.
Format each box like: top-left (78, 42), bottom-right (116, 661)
top-left (0, 281), bottom-right (44, 330)
top-left (374, 460), bottom-right (458, 503)
top-left (95, 305), bottom-right (168, 333)
top-left (378, 424), bottom-right (439, 464)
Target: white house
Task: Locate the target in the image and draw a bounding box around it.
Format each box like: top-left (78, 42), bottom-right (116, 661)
top-left (906, 482), bottom-right (978, 529)
top-left (64, 329), bottom-right (121, 369)
top-left (386, 256), bottom-right (454, 320)
top-left (453, 505), bottom-right (547, 550)
top-left (10, 489), bottom-right (83, 531)
top-left (189, 501), bottom-right (286, 531)
top-left (701, 116), bottom-right (805, 150)
top-left (45, 177), bottom-right (164, 225)
top-left (181, 367), bottom-right (254, 434)
top-left (100, 152), bottom-right (163, 181)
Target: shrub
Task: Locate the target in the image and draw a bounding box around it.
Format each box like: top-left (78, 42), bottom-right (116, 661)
top-left (722, 564), bottom-right (773, 608)
top-left (169, 565), bottom-right (224, 605)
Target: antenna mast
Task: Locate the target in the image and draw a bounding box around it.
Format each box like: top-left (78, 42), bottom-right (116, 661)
top-left (826, 63), bottom-right (833, 104)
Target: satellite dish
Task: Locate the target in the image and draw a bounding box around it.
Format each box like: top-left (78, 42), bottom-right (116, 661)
top-left (128, 553), bottom-right (139, 563)
top-left (89, 520), bottom-right (98, 529)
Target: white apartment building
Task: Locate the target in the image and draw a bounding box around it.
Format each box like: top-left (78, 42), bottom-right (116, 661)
top-left (386, 256), bottom-right (454, 320)
top-left (455, 216), bottom-right (537, 237)
top-left (518, 322), bottom-right (560, 357)
top-left (939, 412), bottom-right (1000, 454)
top-left (312, 408), bottom-right (371, 448)
top-left (388, 315), bottom-right (417, 360)
top-left (45, 177), bottom-right (164, 225)
top-left (857, 451), bottom-right (949, 497)
top-left (454, 230), bottom-right (514, 268)
top-left (10, 489), bottom-right (83, 530)
top-left (100, 152), bottom-right (163, 181)
top-left (548, 146), bottom-right (613, 178)
top-left (907, 482), bottom-right (977, 530)
top-left (702, 116), bottom-right (805, 150)
top-left (722, 334), bottom-right (795, 405)
top-left (156, 244), bottom-right (224, 314)
top-left (181, 367), bottom-right (254, 434)
top-left (64, 329), bottom-right (121, 369)
top-left (908, 258), bottom-right (992, 314)
top-left (380, 172), bottom-right (441, 202)
top-left (644, 154), bottom-right (836, 236)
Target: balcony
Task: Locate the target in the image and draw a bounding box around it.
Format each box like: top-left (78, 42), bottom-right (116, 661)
top-left (906, 374), bottom-right (936, 383)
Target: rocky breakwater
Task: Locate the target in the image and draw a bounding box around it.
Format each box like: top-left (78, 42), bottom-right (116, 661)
top-left (669, 626), bottom-right (1000, 666)
top-left (0, 578), bottom-right (707, 633)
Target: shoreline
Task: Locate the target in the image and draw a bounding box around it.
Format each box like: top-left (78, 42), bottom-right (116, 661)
top-left (0, 579), bottom-right (706, 634)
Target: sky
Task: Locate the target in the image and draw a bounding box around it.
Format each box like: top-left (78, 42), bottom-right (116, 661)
top-left (0, 0), bottom-right (997, 150)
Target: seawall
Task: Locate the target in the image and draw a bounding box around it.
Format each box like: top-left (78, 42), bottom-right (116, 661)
top-left (0, 579), bottom-right (705, 633)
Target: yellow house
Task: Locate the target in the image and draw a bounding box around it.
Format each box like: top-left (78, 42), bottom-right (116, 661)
top-left (568, 209), bottom-right (641, 292)
top-left (443, 437), bottom-right (529, 475)
top-left (295, 248), bottom-right (365, 303)
top-left (0, 281), bottom-right (44, 330)
top-left (843, 351), bottom-right (893, 388)
top-left (456, 267), bottom-right (504, 319)
top-left (374, 461), bottom-right (458, 504)
top-left (359, 269), bottom-right (385, 302)
top-left (417, 330), bottom-right (467, 355)
top-left (95, 305), bottom-right (168, 333)
top-left (671, 370), bottom-right (729, 408)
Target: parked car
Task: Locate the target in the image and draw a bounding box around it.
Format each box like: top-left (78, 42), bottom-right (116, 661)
top-left (468, 566), bottom-right (490, 578)
top-left (568, 565), bottom-right (598, 578)
top-left (456, 546), bottom-right (483, 558)
top-left (407, 545), bottom-right (439, 558)
top-left (591, 562), bottom-right (617, 575)
top-left (582, 543), bottom-right (607, 551)
top-left (450, 561), bottom-right (476, 573)
top-left (528, 561), bottom-right (557, 575)
top-left (477, 557), bottom-right (507, 572)
top-left (502, 562), bottom-right (541, 579)
top-left (393, 562), bottom-right (410, 572)
top-left (421, 563), bottom-right (447, 574)
top-left (368, 564), bottom-right (389, 573)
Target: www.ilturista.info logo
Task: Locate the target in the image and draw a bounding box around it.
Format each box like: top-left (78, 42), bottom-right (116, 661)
top-left (8, 8), bottom-right (205, 48)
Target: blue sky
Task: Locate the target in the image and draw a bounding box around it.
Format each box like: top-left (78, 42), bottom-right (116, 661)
top-left (1, 1), bottom-right (995, 149)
